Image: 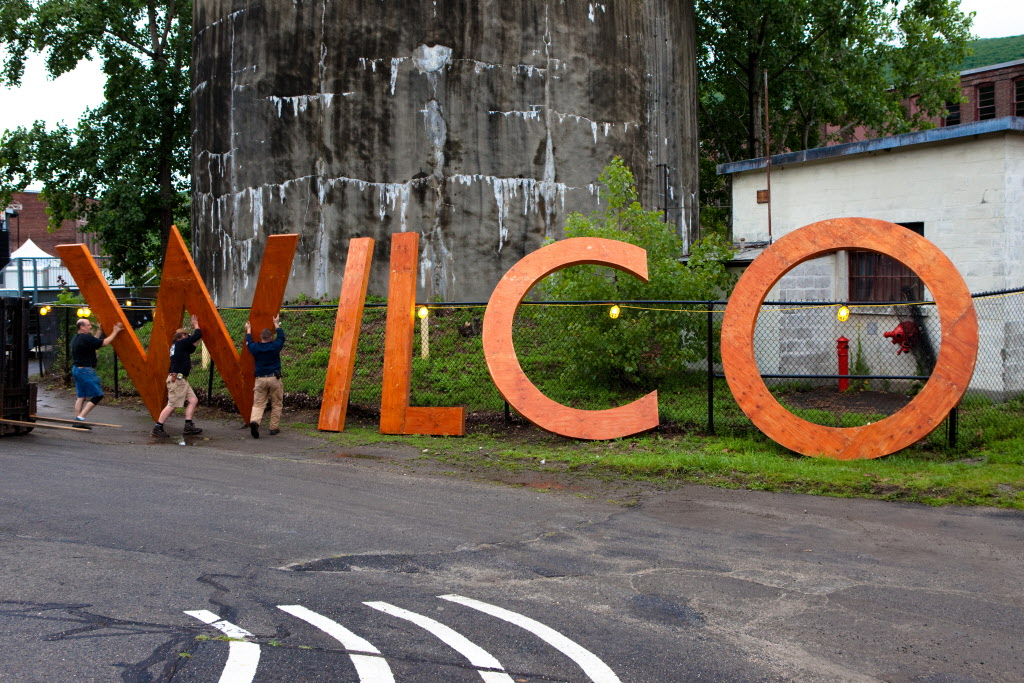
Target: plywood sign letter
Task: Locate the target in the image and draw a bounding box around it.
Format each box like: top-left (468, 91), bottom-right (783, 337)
top-left (481, 237), bottom-right (659, 440)
top-left (379, 233), bottom-right (466, 436)
top-left (721, 217), bottom-right (978, 460)
top-left (318, 238), bottom-right (375, 432)
top-left (58, 228), bottom-right (298, 421)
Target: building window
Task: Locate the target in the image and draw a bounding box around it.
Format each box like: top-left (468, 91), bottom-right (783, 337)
top-left (977, 83), bottom-right (996, 120)
top-left (1015, 79), bottom-right (1024, 117)
top-left (848, 222), bottom-right (925, 302)
top-left (943, 102), bottom-right (961, 126)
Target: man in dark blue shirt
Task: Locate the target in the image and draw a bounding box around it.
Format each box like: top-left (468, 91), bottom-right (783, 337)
top-left (71, 318), bottom-right (124, 426)
top-left (152, 315), bottom-right (203, 438)
top-left (245, 314), bottom-right (285, 438)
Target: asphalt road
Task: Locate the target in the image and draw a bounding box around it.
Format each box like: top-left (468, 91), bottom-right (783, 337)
top-left (1, 390), bottom-right (1022, 682)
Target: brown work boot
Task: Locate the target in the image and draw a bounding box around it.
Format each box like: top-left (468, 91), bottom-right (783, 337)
top-left (183, 421), bottom-right (203, 435)
top-left (151, 424), bottom-right (170, 438)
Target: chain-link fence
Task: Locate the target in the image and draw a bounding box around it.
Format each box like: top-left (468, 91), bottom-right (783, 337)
top-left (31, 287), bottom-right (1024, 451)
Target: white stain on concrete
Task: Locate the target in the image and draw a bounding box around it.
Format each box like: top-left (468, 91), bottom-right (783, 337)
top-left (264, 93), bottom-right (353, 117)
top-left (412, 44), bottom-right (453, 73)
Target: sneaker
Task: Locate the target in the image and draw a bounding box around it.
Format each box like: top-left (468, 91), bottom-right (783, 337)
top-left (183, 423), bottom-right (203, 435)
top-left (249, 421), bottom-right (260, 439)
top-left (72, 421), bottom-right (92, 430)
top-left (269, 429), bottom-right (280, 436)
top-left (151, 425), bottom-right (170, 438)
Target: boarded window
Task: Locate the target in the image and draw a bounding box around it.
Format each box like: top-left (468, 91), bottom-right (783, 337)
top-left (848, 222), bottom-right (925, 302)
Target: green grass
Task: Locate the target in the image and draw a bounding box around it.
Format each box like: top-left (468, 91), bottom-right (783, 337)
top-left (303, 420), bottom-right (1024, 509)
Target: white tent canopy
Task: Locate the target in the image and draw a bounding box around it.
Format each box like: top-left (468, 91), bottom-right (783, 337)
top-left (2, 238), bottom-right (129, 296)
top-left (9, 238), bottom-right (53, 259)
top-left (2, 238), bottom-right (63, 290)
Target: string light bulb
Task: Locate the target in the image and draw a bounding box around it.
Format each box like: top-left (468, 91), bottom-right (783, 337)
top-left (609, 305), bottom-right (621, 320)
top-left (837, 305), bottom-right (850, 322)
top-left (39, 305), bottom-right (51, 316)
top-left (417, 306), bottom-right (429, 320)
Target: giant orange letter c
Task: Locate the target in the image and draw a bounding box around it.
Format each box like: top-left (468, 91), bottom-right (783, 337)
top-left (482, 238), bottom-right (659, 440)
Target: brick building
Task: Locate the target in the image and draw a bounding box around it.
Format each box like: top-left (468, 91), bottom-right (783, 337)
top-left (3, 191), bottom-right (99, 257)
top-left (826, 58), bottom-right (1024, 143)
top-left (935, 58), bottom-right (1024, 127)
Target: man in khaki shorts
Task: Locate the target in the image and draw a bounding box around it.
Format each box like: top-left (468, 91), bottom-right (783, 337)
top-left (152, 315), bottom-right (204, 437)
top-left (245, 314), bottom-right (285, 438)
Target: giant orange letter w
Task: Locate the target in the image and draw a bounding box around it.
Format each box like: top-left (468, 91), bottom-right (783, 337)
top-left (57, 227), bottom-right (298, 422)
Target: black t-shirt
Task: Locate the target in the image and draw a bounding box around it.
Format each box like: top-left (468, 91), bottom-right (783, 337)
top-left (168, 329), bottom-right (202, 377)
top-left (71, 333), bottom-right (104, 367)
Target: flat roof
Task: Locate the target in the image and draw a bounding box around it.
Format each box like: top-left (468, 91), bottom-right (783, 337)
top-left (717, 116), bottom-right (1024, 176)
top-left (960, 57), bottom-right (1024, 76)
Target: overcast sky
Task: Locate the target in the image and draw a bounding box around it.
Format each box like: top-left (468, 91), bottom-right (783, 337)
top-left (0, 0), bottom-right (1022, 139)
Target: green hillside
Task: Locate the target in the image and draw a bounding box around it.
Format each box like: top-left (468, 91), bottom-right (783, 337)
top-left (959, 34), bottom-right (1024, 70)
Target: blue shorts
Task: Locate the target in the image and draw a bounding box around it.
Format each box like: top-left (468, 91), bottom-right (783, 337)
top-left (72, 366), bottom-right (103, 398)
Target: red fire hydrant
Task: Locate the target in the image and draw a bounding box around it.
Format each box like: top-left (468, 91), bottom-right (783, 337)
top-left (884, 321), bottom-right (918, 356)
top-left (837, 336), bottom-right (850, 392)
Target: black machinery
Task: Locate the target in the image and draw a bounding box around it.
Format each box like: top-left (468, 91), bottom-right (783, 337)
top-left (1, 297), bottom-right (36, 435)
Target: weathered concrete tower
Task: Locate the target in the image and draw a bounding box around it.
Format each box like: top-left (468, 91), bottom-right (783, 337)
top-left (192, 0), bottom-right (698, 304)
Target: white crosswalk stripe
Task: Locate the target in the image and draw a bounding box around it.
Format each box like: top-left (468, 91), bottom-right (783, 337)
top-left (365, 600), bottom-right (516, 682)
top-left (184, 610), bottom-right (261, 683)
top-left (277, 604), bottom-right (394, 682)
top-left (439, 594), bottom-right (622, 683)
top-left (188, 596), bottom-right (622, 681)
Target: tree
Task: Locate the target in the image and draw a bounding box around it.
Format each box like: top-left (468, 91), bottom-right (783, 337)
top-left (697, 0), bottom-right (974, 163)
top-left (540, 158), bottom-right (736, 388)
top-left (0, 0), bottom-right (191, 281)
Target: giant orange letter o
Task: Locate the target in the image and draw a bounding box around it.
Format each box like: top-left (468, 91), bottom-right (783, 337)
top-left (482, 238), bottom-right (659, 440)
top-left (721, 217), bottom-right (978, 459)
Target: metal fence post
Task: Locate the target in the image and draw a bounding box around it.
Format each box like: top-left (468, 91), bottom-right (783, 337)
top-left (707, 301), bottom-right (715, 435)
top-left (37, 308), bottom-right (45, 377)
top-left (63, 306), bottom-right (71, 379)
top-left (113, 351), bottom-right (120, 398)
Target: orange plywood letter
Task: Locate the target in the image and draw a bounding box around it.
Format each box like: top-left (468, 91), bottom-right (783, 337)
top-left (721, 217), bottom-right (977, 459)
top-left (380, 232), bottom-right (465, 436)
top-left (481, 237), bottom-right (659, 440)
top-left (57, 227), bottom-right (298, 422)
top-left (318, 237), bottom-right (375, 432)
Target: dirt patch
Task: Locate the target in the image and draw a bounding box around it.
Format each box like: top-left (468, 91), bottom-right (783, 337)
top-left (778, 388), bottom-right (912, 416)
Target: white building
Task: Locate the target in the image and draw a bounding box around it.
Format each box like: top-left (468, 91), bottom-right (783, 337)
top-left (718, 117), bottom-right (1024, 397)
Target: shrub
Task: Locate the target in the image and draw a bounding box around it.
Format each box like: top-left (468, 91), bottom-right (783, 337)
top-left (538, 157), bottom-right (736, 388)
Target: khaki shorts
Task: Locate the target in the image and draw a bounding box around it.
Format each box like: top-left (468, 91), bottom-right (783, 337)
top-left (166, 375), bottom-right (197, 408)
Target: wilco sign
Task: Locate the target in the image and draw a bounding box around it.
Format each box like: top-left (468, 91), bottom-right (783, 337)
top-left (58, 218), bottom-right (978, 460)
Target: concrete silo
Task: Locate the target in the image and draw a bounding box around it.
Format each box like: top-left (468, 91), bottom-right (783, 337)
top-left (192, 0), bottom-right (698, 304)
